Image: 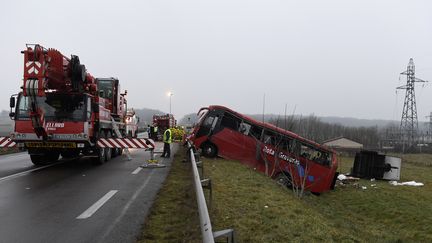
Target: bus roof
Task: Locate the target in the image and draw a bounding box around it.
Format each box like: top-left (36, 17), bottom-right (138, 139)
top-left (205, 105), bottom-right (332, 152)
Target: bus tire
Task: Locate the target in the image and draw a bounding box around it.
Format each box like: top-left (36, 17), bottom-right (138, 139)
top-left (201, 142), bottom-right (217, 158)
top-left (275, 173), bottom-right (293, 188)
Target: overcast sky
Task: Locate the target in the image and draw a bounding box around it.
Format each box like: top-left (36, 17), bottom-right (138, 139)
top-left (1, 0), bottom-right (431, 121)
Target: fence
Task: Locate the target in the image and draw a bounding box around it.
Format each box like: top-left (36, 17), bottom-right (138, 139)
top-left (186, 140), bottom-right (235, 243)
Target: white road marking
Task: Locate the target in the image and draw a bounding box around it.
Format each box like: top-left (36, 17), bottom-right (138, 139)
top-left (99, 170), bottom-right (155, 240)
top-left (0, 162), bottom-right (65, 183)
top-left (131, 167), bottom-right (142, 175)
top-left (76, 190), bottom-right (118, 219)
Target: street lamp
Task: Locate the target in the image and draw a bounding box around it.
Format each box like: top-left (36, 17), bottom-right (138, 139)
top-left (167, 91), bottom-right (173, 116)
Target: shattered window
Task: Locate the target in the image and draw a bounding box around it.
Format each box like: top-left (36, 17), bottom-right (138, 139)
top-left (239, 122), bottom-right (251, 135)
top-left (221, 112), bottom-right (240, 131)
top-left (249, 125), bottom-right (263, 140)
top-left (279, 136), bottom-right (295, 153)
top-left (300, 143), bottom-right (331, 166)
top-left (263, 130), bottom-right (277, 146)
top-left (202, 116), bottom-right (215, 128)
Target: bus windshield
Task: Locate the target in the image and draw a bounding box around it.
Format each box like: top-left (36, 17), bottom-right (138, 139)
top-left (16, 93), bottom-right (87, 122)
top-left (197, 108), bottom-right (209, 125)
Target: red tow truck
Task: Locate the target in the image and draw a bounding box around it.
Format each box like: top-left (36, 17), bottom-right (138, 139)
top-left (9, 44), bottom-right (130, 165)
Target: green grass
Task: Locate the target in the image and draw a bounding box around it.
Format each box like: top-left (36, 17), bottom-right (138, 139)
top-left (140, 150), bottom-right (432, 242)
top-left (138, 149), bottom-right (201, 243)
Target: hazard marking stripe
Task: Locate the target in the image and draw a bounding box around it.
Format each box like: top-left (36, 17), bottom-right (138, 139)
top-left (135, 139), bottom-right (146, 148)
top-left (129, 139), bottom-right (141, 148)
top-left (96, 138), bottom-right (155, 149)
top-left (124, 139), bottom-right (137, 149)
top-left (115, 138), bottom-right (128, 148)
top-left (100, 139), bottom-right (111, 148)
top-left (110, 139), bottom-right (121, 148)
top-left (0, 137), bottom-right (16, 148)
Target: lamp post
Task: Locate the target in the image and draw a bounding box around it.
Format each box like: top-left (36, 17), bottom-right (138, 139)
top-left (167, 91), bottom-right (173, 116)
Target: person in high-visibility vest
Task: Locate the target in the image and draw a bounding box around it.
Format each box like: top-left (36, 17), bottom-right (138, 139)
top-left (161, 128), bottom-right (172, 158)
top-left (153, 125), bottom-right (158, 140)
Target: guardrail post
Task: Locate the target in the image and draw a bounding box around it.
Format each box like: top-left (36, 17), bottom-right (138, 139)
top-left (186, 140), bottom-right (235, 243)
top-left (213, 229), bottom-right (236, 243)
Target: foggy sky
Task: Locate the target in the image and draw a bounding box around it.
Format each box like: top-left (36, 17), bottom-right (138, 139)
top-left (1, 0), bottom-right (431, 121)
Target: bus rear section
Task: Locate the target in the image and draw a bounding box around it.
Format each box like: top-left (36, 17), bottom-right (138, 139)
top-left (189, 105), bottom-right (338, 194)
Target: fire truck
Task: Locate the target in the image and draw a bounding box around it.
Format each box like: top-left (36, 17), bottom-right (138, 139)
top-left (152, 114), bottom-right (176, 141)
top-left (8, 44), bottom-right (130, 165)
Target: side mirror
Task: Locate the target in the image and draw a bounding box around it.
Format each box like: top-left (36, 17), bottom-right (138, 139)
top-left (10, 97), bottom-right (15, 108)
top-left (9, 112), bottom-right (15, 120)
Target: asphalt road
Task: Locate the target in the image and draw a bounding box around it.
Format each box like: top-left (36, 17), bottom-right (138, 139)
top-left (0, 142), bottom-right (178, 243)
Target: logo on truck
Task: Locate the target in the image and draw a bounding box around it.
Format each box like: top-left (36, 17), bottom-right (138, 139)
top-left (46, 122), bottom-right (65, 131)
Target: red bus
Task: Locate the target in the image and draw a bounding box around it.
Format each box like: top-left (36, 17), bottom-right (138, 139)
top-left (189, 105), bottom-right (338, 194)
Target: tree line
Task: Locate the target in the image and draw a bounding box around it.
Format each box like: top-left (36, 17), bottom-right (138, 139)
top-left (269, 114), bottom-right (380, 149)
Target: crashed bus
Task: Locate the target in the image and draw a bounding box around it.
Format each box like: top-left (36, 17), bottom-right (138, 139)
top-left (189, 105), bottom-right (338, 194)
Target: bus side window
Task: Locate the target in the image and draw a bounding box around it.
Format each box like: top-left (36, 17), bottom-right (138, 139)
top-left (314, 151), bottom-right (330, 166)
top-left (249, 125), bottom-right (262, 140)
top-left (280, 136), bottom-right (292, 152)
top-left (221, 112), bottom-right (240, 131)
top-left (263, 130), bottom-right (277, 146)
top-left (202, 116), bottom-right (215, 128)
top-left (239, 122), bottom-right (251, 135)
top-left (300, 144), bottom-right (312, 159)
top-left (300, 143), bottom-right (331, 166)
top-left (211, 116), bottom-right (219, 130)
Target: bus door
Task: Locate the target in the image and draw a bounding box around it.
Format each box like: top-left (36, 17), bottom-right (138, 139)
top-left (195, 111), bottom-right (220, 140)
top-left (238, 121), bottom-right (263, 168)
top-left (260, 130), bottom-right (279, 176)
top-left (209, 112), bottom-right (243, 160)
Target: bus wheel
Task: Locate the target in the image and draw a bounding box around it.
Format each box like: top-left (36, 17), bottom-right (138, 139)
top-left (275, 173), bottom-right (292, 188)
top-left (201, 143), bottom-right (217, 158)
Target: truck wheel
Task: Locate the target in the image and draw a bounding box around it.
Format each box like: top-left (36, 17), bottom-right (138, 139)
top-left (275, 173), bottom-right (293, 188)
top-left (201, 142), bottom-right (217, 158)
top-left (92, 130), bottom-right (106, 165)
top-left (105, 132), bottom-right (112, 161)
top-left (111, 148), bottom-right (118, 158)
top-left (30, 152), bottom-right (60, 166)
top-left (92, 146), bottom-right (106, 165)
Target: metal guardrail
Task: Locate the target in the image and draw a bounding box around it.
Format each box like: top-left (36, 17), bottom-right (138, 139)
top-left (186, 140), bottom-right (235, 243)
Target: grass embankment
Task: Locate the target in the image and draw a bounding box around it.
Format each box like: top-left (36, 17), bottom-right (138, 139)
top-left (140, 149), bottom-right (432, 242)
top-left (139, 148), bottom-right (201, 242)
